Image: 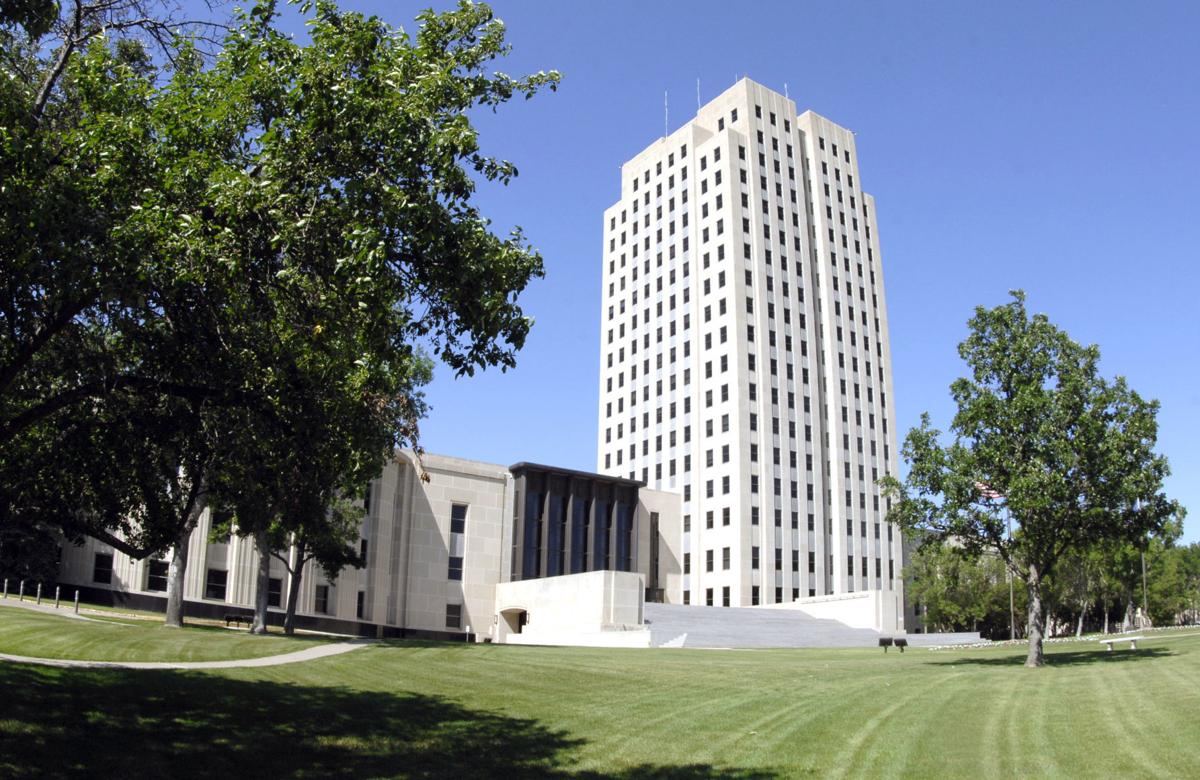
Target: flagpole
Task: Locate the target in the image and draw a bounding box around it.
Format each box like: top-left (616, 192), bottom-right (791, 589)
top-left (1008, 506), bottom-right (1015, 641)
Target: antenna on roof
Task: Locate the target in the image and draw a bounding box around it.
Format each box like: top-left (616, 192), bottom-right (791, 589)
top-left (696, 78), bottom-right (701, 111)
top-left (664, 91), bottom-right (668, 138)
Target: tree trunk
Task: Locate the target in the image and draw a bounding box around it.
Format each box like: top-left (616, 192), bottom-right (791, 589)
top-left (1025, 563), bottom-right (1045, 668)
top-left (1121, 600), bottom-right (1135, 632)
top-left (1103, 597), bottom-right (1109, 634)
top-left (164, 523), bottom-right (191, 629)
top-left (1075, 609), bottom-right (1085, 637)
top-left (250, 528), bottom-right (271, 635)
top-left (163, 473), bottom-right (207, 628)
top-left (283, 539), bottom-right (307, 636)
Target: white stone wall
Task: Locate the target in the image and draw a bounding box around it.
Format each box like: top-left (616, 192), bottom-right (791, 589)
top-left (494, 570), bottom-right (650, 647)
top-left (758, 588), bottom-right (902, 633)
top-left (388, 451), bottom-right (512, 637)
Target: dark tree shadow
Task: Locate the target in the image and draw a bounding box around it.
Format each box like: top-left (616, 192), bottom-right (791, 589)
top-left (925, 647), bottom-right (1172, 667)
top-left (0, 663), bottom-right (777, 779)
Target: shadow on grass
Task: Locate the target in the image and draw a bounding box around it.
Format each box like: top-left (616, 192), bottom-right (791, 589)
top-left (0, 663), bottom-right (776, 779)
top-left (926, 647), bottom-right (1172, 667)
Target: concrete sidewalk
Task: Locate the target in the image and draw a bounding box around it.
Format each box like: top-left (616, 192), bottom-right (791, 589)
top-left (0, 640), bottom-right (368, 670)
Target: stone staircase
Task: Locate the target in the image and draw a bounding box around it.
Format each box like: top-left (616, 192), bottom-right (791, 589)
top-left (644, 603), bottom-right (886, 649)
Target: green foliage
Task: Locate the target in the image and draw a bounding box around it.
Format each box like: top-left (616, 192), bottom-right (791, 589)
top-left (0, 0), bottom-right (58, 38)
top-left (882, 291), bottom-right (1184, 664)
top-left (906, 540), bottom-right (1018, 637)
top-left (0, 0), bottom-right (558, 583)
top-left (1143, 542), bottom-right (1200, 626)
top-left (0, 522), bottom-right (59, 584)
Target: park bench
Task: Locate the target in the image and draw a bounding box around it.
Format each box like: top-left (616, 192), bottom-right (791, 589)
top-left (1098, 636), bottom-right (1143, 651)
top-left (224, 614), bottom-right (252, 629)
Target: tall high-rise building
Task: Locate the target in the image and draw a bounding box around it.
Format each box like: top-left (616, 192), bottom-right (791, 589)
top-left (597, 79), bottom-right (903, 609)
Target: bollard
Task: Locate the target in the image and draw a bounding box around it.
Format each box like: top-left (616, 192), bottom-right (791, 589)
top-left (36, 582), bottom-right (42, 605)
top-left (74, 590), bottom-right (79, 614)
top-left (465, 624), bottom-right (471, 643)
top-left (2, 578), bottom-right (7, 599)
top-left (55, 585), bottom-right (61, 609)
top-left (19, 580), bottom-right (25, 602)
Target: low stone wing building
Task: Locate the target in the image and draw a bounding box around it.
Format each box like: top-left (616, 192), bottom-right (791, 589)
top-left (55, 449), bottom-right (910, 646)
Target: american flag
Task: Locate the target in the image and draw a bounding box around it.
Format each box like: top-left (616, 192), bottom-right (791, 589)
top-left (974, 481), bottom-right (1003, 500)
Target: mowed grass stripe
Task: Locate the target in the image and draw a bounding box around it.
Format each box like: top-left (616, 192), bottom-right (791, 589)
top-left (1112, 653), bottom-right (1197, 777)
top-left (978, 662), bottom-right (1021, 778)
top-left (4, 615), bottom-right (1200, 778)
top-left (1102, 660), bottom-right (1173, 777)
top-left (851, 671), bottom-right (971, 778)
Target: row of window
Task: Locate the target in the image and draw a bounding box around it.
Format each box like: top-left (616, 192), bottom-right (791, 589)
top-left (685, 548), bottom-right (894, 577)
top-left (685, 576), bottom-right (887, 608)
top-left (91, 553), bottom-right (342, 613)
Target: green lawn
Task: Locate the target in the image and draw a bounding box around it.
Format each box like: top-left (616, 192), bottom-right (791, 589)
top-left (1, 612), bottom-right (1198, 778)
top-left (0, 606), bottom-right (330, 662)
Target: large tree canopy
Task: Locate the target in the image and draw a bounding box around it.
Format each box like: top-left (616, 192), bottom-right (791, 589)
top-left (882, 291), bottom-right (1184, 666)
top-left (1, 0), bottom-right (559, 625)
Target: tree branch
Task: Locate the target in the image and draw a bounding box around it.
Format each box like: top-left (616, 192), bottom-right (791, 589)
top-left (87, 528), bottom-right (153, 559)
top-left (32, 0), bottom-right (84, 124)
top-left (0, 296), bottom-right (93, 398)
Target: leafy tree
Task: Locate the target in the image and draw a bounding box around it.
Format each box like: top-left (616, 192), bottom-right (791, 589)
top-left (881, 292), bottom-right (1184, 666)
top-left (0, 522), bottom-right (59, 586)
top-left (271, 496), bottom-right (367, 636)
top-left (2, 0), bottom-right (558, 629)
top-left (1041, 544), bottom-right (1111, 637)
top-left (906, 540), bottom-right (1014, 636)
top-left (1, 1), bottom-right (223, 609)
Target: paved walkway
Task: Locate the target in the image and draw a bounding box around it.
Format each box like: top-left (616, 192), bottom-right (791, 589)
top-left (0, 597), bottom-right (369, 669)
top-left (0, 640), bottom-right (367, 670)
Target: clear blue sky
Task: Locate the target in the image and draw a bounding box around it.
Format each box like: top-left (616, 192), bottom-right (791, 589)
top-left (261, 1), bottom-right (1200, 542)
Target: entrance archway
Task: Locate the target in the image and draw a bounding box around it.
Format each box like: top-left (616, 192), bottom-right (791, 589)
top-left (497, 608), bottom-right (528, 642)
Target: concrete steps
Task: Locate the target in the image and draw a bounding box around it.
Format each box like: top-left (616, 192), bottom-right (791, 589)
top-left (645, 603), bottom-right (885, 648)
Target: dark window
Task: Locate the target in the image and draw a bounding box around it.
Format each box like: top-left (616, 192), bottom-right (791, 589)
top-left (268, 577), bottom-right (282, 608)
top-left (451, 504), bottom-right (467, 534)
top-left (357, 590), bottom-right (365, 619)
top-left (448, 556), bottom-right (464, 581)
top-left (145, 560), bottom-right (168, 591)
top-left (446, 603), bottom-right (462, 629)
top-left (93, 553), bottom-right (114, 584)
top-left (205, 568), bottom-right (228, 601)
top-left (523, 490), bottom-right (544, 578)
top-left (570, 497), bottom-right (591, 574)
top-left (593, 500), bottom-right (612, 571)
top-left (615, 503), bottom-right (634, 571)
top-left (314, 583), bottom-right (330, 614)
